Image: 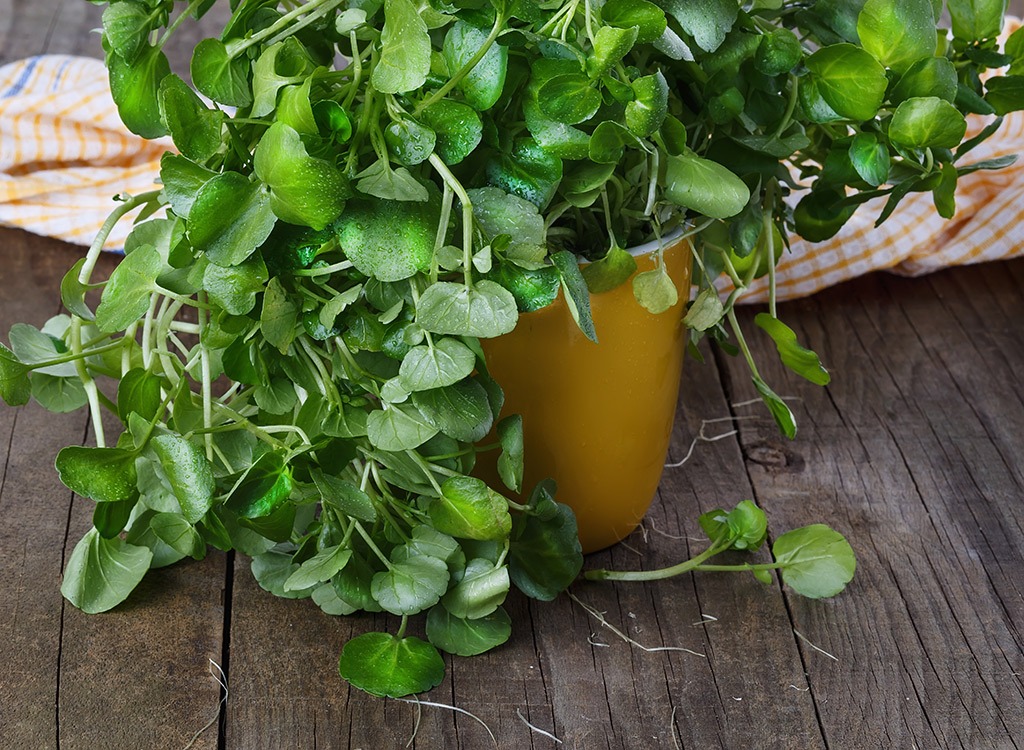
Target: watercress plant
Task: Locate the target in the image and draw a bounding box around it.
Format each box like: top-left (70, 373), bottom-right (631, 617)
top-left (1, 0), bottom-right (1021, 698)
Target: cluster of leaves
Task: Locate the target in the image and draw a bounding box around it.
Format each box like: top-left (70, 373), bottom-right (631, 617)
top-left (677, 0), bottom-right (1024, 436)
top-left (586, 500), bottom-right (857, 600)
top-left (1, 0), bottom-right (1019, 698)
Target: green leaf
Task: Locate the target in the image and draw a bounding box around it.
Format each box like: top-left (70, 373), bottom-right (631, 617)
top-left (947, 0), bottom-right (1006, 41)
top-left (426, 605), bottom-right (512, 656)
top-left (367, 403), bottom-right (439, 451)
top-left (665, 151), bottom-right (750, 219)
top-left (354, 161), bottom-right (429, 202)
top-left (284, 544), bottom-right (353, 591)
top-left (587, 25), bottom-right (639, 79)
top-left (469, 186), bottom-right (545, 248)
top-left (698, 500), bottom-right (768, 551)
top-left (752, 375), bottom-right (797, 439)
top-left (61, 528), bottom-right (152, 614)
top-left (311, 468), bottom-right (378, 522)
top-left (399, 338), bottom-right (476, 392)
top-left (933, 161), bottom-right (959, 219)
top-left (793, 187), bottom-right (857, 241)
top-left (496, 414), bottom-right (524, 493)
top-left (108, 46), bottom-right (171, 139)
top-left (632, 266), bottom-right (678, 315)
top-left (251, 548), bottom-right (315, 598)
top-left (625, 72), bottom-right (668, 137)
top-left (385, 118), bottom-right (437, 166)
top-left (683, 287), bottom-right (725, 331)
top-left (848, 133), bottom-right (890, 187)
top-left (8, 323), bottom-right (74, 376)
top-left (371, 0), bottom-right (431, 94)
top-left (339, 632), bottom-right (445, 698)
top-left (250, 38), bottom-right (314, 118)
top-left (538, 74), bottom-right (602, 125)
top-left (31, 374), bottom-right (87, 413)
top-left (254, 122), bottom-right (349, 230)
top-left (158, 74), bottom-right (224, 162)
top-left (159, 153), bottom-right (216, 220)
top-left (602, 0), bottom-right (666, 44)
top-left (312, 582), bottom-right (357, 615)
top-left (889, 97), bottom-right (968, 149)
top-left (0, 342), bottom-right (31, 406)
top-left (891, 57), bottom-right (958, 105)
top-left (190, 38), bottom-right (252, 107)
top-left (60, 259), bottom-right (95, 321)
top-left (443, 20), bottom-right (508, 111)
top-left (416, 281), bottom-right (519, 339)
top-left (805, 43), bottom-right (888, 121)
top-left (102, 1), bottom-right (151, 64)
top-left (128, 510), bottom-right (187, 568)
top-left (56, 446), bottom-right (138, 503)
top-left (418, 100), bottom-right (483, 165)
top-left (430, 476), bottom-right (512, 541)
top-left (550, 250), bottom-right (597, 343)
top-left (204, 255), bottom-right (268, 316)
top-left (508, 486), bottom-right (582, 600)
top-left (413, 380), bottom-right (494, 442)
top-left (336, 196), bottom-right (438, 281)
top-left (150, 434), bottom-right (215, 524)
top-left (579, 247), bottom-right (636, 294)
top-left (116, 368), bottom-right (162, 422)
top-left (92, 497), bottom-right (137, 539)
top-left (442, 558), bottom-right (509, 619)
top-left (226, 452), bottom-right (293, 519)
top-left (150, 512), bottom-right (206, 559)
top-left (187, 172), bottom-right (277, 267)
top-left (486, 137), bottom-right (563, 210)
top-left (755, 27), bottom-right (803, 76)
top-left (986, 76), bottom-right (1024, 116)
top-left (773, 524), bottom-right (857, 598)
top-left (260, 277), bottom-right (299, 353)
top-left (371, 554), bottom-right (450, 615)
top-left (856, 0), bottom-right (936, 73)
top-left (661, 0), bottom-right (738, 52)
top-left (95, 245), bottom-right (162, 333)
top-left (755, 313), bottom-right (831, 386)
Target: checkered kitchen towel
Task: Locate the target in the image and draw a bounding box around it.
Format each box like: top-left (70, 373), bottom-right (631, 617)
top-left (2, 50), bottom-right (1023, 302)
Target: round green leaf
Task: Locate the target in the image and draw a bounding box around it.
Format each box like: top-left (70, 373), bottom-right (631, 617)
top-left (416, 281), bottom-right (519, 339)
top-left (336, 196), bottom-right (439, 281)
top-left (773, 524), bottom-right (857, 598)
top-left (601, 0), bottom-right (667, 44)
top-left (339, 632), bottom-right (445, 697)
top-left (187, 172), bottom-right (277, 267)
top-left (441, 558), bottom-right (509, 619)
top-left (857, 0), bottom-right (936, 73)
top-left (538, 74), bottom-right (602, 125)
top-left (429, 476), bottom-right (512, 542)
top-left (426, 605), bottom-right (512, 657)
top-left (60, 528), bottom-right (152, 614)
top-left (805, 43), bottom-right (888, 121)
top-left (889, 97), bottom-right (968, 148)
top-left (412, 379), bottom-right (494, 443)
top-left (158, 74), bottom-right (224, 162)
top-left (55, 446), bottom-right (139, 503)
top-left (371, 0), bottom-right (431, 94)
top-left (418, 100), bottom-right (483, 165)
top-left (108, 46), bottom-right (171, 139)
top-left (443, 20), bottom-right (508, 111)
top-left (190, 38), bottom-right (253, 107)
top-left (398, 338), bottom-right (477, 392)
top-left (664, 151), bottom-right (750, 219)
top-left (371, 554), bottom-right (450, 615)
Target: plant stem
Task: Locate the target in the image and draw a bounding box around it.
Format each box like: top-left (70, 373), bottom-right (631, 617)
top-left (585, 538), bottom-right (731, 581)
top-left (227, 0), bottom-right (340, 58)
top-left (78, 191), bottom-right (160, 287)
top-left (428, 154), bottom-right (475, 287)
top-left (156, 0), bottom-right (207, 50)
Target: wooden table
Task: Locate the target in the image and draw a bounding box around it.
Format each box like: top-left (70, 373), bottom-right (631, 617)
top-left (3, 3), bottom-right (1024, 748)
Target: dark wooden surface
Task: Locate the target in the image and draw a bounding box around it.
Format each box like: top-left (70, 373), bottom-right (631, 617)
top-left (2, 2), bottom-right (1024, 748)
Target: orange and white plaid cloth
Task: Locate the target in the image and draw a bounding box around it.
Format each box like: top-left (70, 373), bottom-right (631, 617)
top-left (2, 52), bottom-right (1023, 302)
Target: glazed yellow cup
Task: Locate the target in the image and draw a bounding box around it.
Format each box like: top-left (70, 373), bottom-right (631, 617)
top-left (482, 236), bottom-right (692, 553)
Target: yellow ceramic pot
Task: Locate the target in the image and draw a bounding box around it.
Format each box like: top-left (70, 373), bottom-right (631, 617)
top-left (482, 235), bottom-right (692, 553)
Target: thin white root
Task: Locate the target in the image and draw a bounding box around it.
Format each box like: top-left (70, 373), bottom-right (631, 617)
top-left (670, 706), bottom-right (683, 750)
top-left (405, 699), bottom-right (423, 748)
top-left (691, 614), bottom-right (718, 626)
top-left (515, 708), bottom-right (563, 744)
top-left (567, 592), bottom-right (706, 659)
top-left (181, 659), bottom-right (229, 750)
top-left (665, 415), bottom-right (754, 468)
top-left (395, 697), bottom-right (497, 747)
top-left (793, 629), bottom-right (839, 662)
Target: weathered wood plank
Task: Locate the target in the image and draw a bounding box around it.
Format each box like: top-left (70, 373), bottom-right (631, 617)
top-left (0, 229), bottom-right (87, 750)
top-left (718, 262), bottom-right (1024, 748)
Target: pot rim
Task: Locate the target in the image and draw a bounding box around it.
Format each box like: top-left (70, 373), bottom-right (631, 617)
top-left (624, 226), bottom-right (687, 258)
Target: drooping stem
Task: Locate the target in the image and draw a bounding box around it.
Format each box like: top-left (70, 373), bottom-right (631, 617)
top-left (585, 538), bottom-right (732, 581)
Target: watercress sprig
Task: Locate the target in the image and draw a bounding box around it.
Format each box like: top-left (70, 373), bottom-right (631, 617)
top-left (2, 0), bottom-right (1021, 700)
